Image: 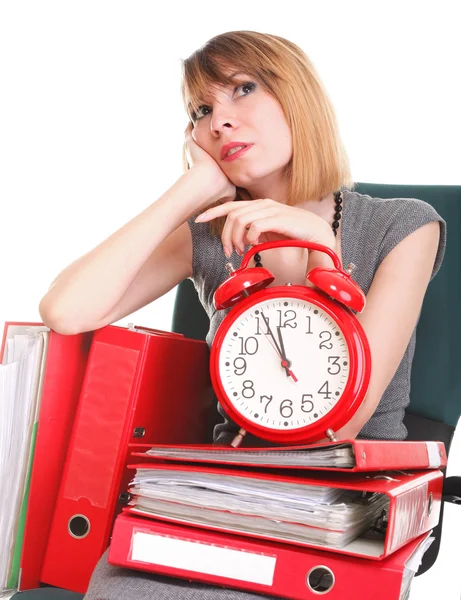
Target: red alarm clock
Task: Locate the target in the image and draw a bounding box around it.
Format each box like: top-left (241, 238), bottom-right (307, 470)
top-left (209, 240), bottom-right (371, 446)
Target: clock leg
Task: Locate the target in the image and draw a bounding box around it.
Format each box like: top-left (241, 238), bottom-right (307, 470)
top-left (325, 428), bottom-right (337, 442)
top-left (231, 428), bottom-right (247, 447)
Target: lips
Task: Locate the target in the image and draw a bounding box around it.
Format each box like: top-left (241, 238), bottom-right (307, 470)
top-left (222, 145), bottom-right (253, 162)
top-left (220, 142), bottom-right (252, 160)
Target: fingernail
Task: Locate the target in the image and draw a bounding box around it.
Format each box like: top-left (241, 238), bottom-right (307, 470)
top-left (224, 246), bottom-right (231, 258)
top-left (194, 213), bottom-right (206, 222)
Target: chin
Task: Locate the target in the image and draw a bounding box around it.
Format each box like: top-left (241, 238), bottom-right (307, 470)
top-left (228, 166), bottom-right (277, 188)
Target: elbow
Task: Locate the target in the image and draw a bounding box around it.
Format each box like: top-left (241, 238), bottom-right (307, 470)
top-left (38, 297), bottom-right (90, 336)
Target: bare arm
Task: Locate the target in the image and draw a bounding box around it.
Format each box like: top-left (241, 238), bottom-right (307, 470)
top-left (39, 168), bottom-right (222, 335)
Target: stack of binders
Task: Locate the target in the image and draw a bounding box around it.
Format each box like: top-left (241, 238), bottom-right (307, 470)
top-left (1, 321), bottom-right (214, 595)
top-left (108, 440), bottom-right (447, 600)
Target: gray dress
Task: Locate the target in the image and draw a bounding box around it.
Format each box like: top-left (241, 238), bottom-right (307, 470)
top-left (84, 189), bottom-right (446, 600)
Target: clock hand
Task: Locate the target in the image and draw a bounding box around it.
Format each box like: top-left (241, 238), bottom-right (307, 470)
top-left (260, 311), bottom-right (283, 357)
top-left (260, 312), bottom-right (294, 379)
top-left (260, 311), bottom-right (290, 376)
top-left (264, 331), bottom-right (283, 358)
top-left (277, 326), bottom-right (298, 382)
top-left (276, 326), bottom-right (288, 361)
top-left (281, 360), bottom-right (298, 382)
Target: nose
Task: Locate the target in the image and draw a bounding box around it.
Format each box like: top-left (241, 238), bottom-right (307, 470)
top-left (210, 103), bottom-right (238, 136)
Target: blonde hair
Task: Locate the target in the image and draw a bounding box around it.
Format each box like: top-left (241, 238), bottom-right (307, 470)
top-left (180, 30), bottom-right (355, 236)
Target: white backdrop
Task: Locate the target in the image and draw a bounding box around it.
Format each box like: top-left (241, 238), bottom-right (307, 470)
top-left (0, 1), bottom-right (460, 598)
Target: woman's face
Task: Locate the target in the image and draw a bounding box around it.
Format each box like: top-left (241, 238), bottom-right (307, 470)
top-left (191, 73), bottom-right (293, 193)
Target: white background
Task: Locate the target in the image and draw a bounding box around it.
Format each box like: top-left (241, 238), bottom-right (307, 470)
top-left (1, 1), bottom-right (460, 598)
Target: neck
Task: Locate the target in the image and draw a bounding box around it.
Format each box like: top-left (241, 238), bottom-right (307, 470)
top-left (244, 171), bottom-right (289, 206)
top-left (297, 192), bottom-right (337, 221)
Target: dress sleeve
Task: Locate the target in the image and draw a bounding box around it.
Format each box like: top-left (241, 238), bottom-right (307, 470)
top-left (377, 198), bottom-right (447, 280)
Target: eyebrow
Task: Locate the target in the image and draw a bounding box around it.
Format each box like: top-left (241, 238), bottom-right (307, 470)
top-left (187, 71), bottom-right (251, 113)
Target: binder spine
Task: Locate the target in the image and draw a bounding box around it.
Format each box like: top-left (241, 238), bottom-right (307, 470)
top-left (388, 477), bottom-right (441, 554)
top-left (20, 330), bottom-right (93, 590)
top-left (109, 514), bottom-right (414, 600)
top-left (40, 334), bottom-right (148, 592)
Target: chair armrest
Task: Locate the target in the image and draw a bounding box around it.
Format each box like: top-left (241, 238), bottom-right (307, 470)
top-left (442, 476), bottom-right (461, 504)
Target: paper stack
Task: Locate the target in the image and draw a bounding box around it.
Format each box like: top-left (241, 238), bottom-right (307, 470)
top-left (0, 325), bottom-right (49, 592)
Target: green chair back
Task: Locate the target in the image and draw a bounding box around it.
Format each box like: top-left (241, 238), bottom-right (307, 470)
top-left (354, 184), bottom-right (460, 427)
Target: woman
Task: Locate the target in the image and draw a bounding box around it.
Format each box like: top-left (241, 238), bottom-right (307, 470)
top-left (39, 31), bottom-right (445, 598)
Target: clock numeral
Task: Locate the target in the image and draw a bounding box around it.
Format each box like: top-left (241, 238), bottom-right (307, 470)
top-left (277, 310), bottom-right (297, 329)
top-left (242, 380), bottom-right (255, 399)
top-left (280, 399), bottom-right (293, 418)
top-left (319, 331), bottom-right (333, 350)
top-left (318, 381), bottom-right (332, 400)
top-left (305, 315), bottom-right (313, 335)
top-left (233, 357), bottom-right (247, 376)
top-left (238, 336), bottom-right (259, 356)
top-left (255, 317), bottom-right (270, 336)
top-left (301, 394), bottom-right (314, 413)
top-left (327, 356), bottom-right (341, 375)
top-left (260, 395), bottom-right (273, 414)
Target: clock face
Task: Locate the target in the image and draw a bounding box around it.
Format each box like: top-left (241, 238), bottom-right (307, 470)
top-left (218, 296), bottom-right (351, 431)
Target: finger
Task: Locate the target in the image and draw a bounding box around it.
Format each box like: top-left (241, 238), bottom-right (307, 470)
top-left (194, 200), bottom-right (255, 223)
top-left (221, 207), bottom-right (251, 256)
top-left (245, 215), bottom-right (296, 245)
top-left (221, 204), bottom-right (266, 255)
top-left (222, 206), bottom-right (278, 256)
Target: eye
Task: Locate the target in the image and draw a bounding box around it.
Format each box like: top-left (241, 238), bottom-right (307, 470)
top-left (192, 106), bottom-right (211, 121)
top-left (192, 82), bottom-right (256, 122)
top-left (237, 82), bottom-right (256, 96)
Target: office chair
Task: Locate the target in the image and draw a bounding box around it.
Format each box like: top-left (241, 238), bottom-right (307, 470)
top-left (171, 182), bottom-right (461, 577)
top-left (13, 183), bottom-right (461, 598)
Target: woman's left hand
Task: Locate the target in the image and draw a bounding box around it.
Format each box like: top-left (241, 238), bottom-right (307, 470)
top-left (194, 198), bottom-right (335, 258)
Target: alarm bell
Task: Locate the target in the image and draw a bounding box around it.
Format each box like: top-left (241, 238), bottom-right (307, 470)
top-left (213, 240), bottom-right (365, 313)
top-left (306, 267), bottom-right (365, 313)
top-left (213, 263), bottom-right (274, 310)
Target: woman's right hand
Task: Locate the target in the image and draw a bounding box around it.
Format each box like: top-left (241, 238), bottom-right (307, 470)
top-left (184, 122), bottom-right (237, 206)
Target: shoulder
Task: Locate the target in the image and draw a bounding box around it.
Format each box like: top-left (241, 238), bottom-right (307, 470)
top-left (343, 189), bottom-right (446, 280)
top-left (344, 189), bottom-right (444, 229)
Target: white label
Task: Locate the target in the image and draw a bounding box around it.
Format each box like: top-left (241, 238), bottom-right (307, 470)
top-left (425, 442), bottom-right (441, 468)
top-left (131, 531), bottom-right (276, 586)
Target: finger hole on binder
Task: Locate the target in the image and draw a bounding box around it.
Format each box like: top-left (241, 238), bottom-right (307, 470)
top-left (306, 565), bottom-right (335, 594)
top-left (68, 514), bottom-right (91, 539)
